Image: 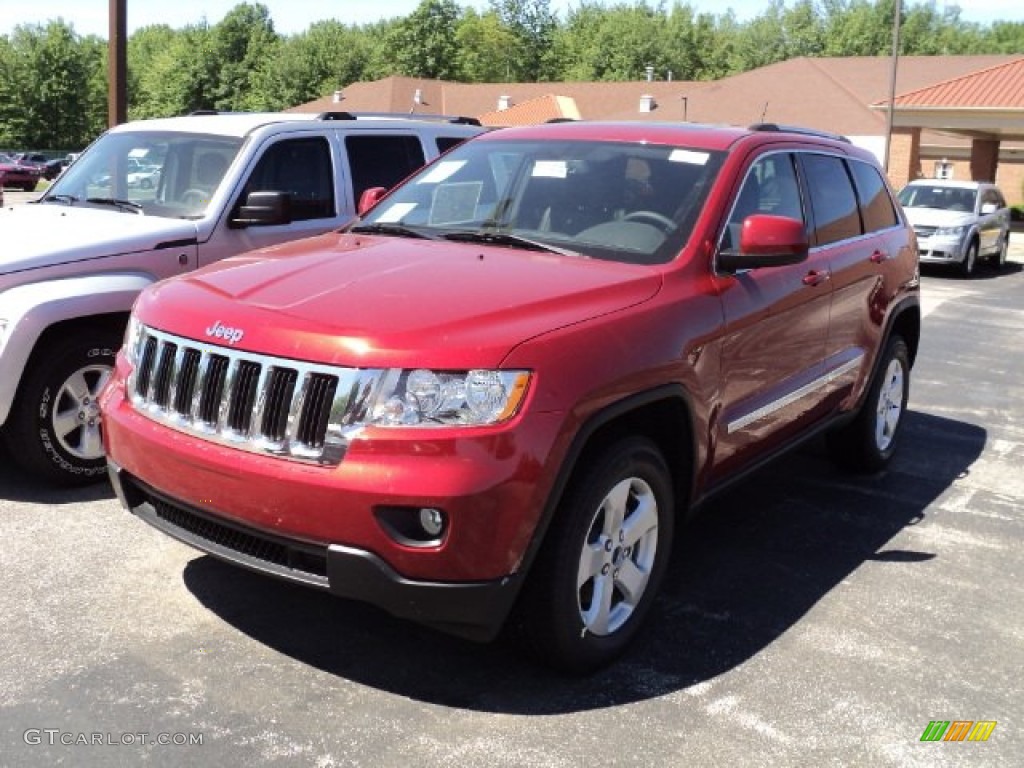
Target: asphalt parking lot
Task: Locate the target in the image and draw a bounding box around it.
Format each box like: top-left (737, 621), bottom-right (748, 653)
top-left (1, 194), bottom-right (1022, 765)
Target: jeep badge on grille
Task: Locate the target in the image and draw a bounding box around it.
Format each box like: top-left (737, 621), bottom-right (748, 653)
top-left (206, 321), bottom-right (245, 345)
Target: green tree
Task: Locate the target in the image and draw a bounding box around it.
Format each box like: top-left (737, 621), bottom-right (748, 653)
top-left (209, 3), bottom-right (282, 110)
top-left (263, 21), bottom-right (376, 108)
top-left (388, 0), bottom-right (463, 80)
top-left (0, 21), bottom-right (104, 149)
top-left (456, 9), bottom-right (523, 82)
top-left (489, 0), bottom-right (558, 81)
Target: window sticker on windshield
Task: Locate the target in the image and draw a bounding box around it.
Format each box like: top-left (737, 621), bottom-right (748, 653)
top-left (430, 182), bottom-right (483, 226)
top-left (417, 160), bottom-right (466, 185)
top-left (532, 161), bottom-right (568, 179)
top-left (376, 202), bottom-right (418, 223)
top-left (669, 150), bottom-right (710, 165)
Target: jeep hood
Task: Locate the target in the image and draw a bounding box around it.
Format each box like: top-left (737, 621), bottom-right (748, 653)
top-left (0, 203), bottom-right (197, 274)
top-left (138, 232), bottom-right (663, 369)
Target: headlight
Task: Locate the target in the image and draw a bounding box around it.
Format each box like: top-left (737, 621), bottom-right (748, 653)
top-left (934, 224), bottom-right (966, 237)
top-left (370, 369), bottom-right (530, 427)
top-left (123, 314), bottom-right (143, 366)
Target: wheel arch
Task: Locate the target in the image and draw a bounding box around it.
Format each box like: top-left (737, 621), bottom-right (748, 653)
top-left (0, 273), bottom-right (151, 425)
top-left (517, 384), bottom-right (699, 580)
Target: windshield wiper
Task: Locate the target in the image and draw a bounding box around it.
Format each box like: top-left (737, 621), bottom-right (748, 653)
top-left (349, 222), bottom-right (438, 240)
top-left (41, 193), bottom-right (79, 205)
top-left (442, 230), bottom-right (581, 257)
top-left (85, 197), bottom-right (144, 214)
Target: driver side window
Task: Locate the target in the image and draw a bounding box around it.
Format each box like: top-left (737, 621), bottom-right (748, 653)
top-left (722, 154), bottom-right (803, 252)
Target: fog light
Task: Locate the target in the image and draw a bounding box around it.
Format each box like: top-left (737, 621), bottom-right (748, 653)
top-left (419, 507), bottom-right (445, 537)
top-left (374, 505), bottom-right (448, 546)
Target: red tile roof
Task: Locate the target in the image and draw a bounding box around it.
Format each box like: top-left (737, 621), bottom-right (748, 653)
top-left (879, 56), bottom-right (1024, 108)
top-left (477, 94), bottom-right (581, 126)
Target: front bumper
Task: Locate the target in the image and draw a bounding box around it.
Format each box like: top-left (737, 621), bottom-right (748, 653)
top-left (109, 460), bottom-right (523, 641)
top-left (916, 234), bottom-right (966, 264)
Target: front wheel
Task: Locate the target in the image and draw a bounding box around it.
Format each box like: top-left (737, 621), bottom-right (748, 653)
top-left (828, 335), bottom-right (910, 473)
top-left (514, 437), bottom-right (674, 673)
top-left (960, 240), bottom-right (978, 277)
top-left (2, 329), bottom-right (121, 485)
top-left (994, 233), bottom-right (1009, 269)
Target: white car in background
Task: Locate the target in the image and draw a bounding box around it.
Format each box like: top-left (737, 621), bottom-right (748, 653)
top-left (897, 179), bottom-right (1011, 277)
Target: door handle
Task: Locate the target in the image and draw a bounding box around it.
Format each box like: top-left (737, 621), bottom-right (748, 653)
top-left (802, 270), bottom-right (830, 287)
top-left (870, 250), bottom-right (888, 264)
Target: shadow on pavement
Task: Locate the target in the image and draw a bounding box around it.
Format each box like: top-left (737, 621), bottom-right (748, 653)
top-left (0, 442), bottom-right (115, 504)
top-left (182, 408), bottom-right (985, 714)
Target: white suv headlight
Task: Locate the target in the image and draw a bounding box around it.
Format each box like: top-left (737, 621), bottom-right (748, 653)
top-left (934, 224), bottom-right (966, 237)
top-left (370, 369), bottom-right (530, 427)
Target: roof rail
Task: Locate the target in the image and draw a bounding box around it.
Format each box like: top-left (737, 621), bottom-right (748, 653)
top-left (748, 123), bottom-right (851, 144)
top-left (316, 111), bottom-right (481, 126)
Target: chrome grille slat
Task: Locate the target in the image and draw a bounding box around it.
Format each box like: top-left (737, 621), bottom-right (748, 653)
top-left (127, 325), bottom-right (378, 465)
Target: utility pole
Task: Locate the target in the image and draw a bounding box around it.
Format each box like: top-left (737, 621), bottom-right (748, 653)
top-left (108, 0), bottom-right (127, 127)
top-left (883, 0), bottom-right (903, 173)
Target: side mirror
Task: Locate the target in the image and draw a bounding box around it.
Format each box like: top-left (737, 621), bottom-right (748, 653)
top-left (718, 214), bottom-right (809, 272)
top-left (980, 202), bottom-right (997, 215)
top-left (231, 190), bottom-right (292, 228)
top-left (358, 186), bottom-right (388, 216)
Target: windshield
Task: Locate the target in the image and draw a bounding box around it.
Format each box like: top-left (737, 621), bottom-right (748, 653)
top-left (42, 130), bottom-right (243, 218)
top-left (356, 138), bottom-right (725, 265)
top-left (897, 184), bottom-right (977, 213)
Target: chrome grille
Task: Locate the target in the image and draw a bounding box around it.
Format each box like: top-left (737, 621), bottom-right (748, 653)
top-left (127, 325), bottom-right (383, 465)
top-left (913, 225), bottom-right (937, 238)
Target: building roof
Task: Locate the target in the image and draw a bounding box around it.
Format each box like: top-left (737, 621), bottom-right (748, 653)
top-left (291, 55), bottom-right (1022, 141)
top-left (882, 56), bottom-right (1024, 108)
top-left (477, 94), bottom-right (582, 126)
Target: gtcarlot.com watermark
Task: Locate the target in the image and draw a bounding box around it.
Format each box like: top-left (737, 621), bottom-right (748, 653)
top-left (24, 729), bottom-right (203, 747)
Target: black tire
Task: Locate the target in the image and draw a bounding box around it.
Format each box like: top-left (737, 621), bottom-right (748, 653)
top-left (22, 181), bottom-right (37, 193)
top-left (828, 335), bottom-right (910, 473)
top-left (514, 437), bottom-right (674, 673)
top-left (960, 239), bottom-right (978, 277)
top-left (2, 329), bottom-right (121, 485)
top-left (994, 233), bottom-right (1008, 269)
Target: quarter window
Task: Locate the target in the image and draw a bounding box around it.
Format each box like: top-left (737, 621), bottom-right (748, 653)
top-left (849, 159), bottom-right (898, 233)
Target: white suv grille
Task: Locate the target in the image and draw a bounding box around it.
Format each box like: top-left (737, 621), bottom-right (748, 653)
top-left (127, 325), bottom-right (381, 464)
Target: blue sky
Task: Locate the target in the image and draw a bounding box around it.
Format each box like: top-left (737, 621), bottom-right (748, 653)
top-left (1, 0), bottom-right (1021, 38)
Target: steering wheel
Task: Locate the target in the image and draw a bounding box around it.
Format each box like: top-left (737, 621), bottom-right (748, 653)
top-left (181, 188), bottom-right (209, 208)
top-left (623, 210), bottom-right (676, 232)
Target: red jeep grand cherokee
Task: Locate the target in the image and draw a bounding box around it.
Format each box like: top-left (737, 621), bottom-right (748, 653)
top-left (101, 121), bottom-right (920, 672)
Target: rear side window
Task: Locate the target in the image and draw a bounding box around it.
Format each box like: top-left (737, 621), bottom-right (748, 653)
top-left (801, 154), bottom-right (861, 245)
top-left (345, 135), bottom-right (426, 204)
top-left (849, 159), bottom-right (898, 233)
top-left (436, 136), bottom-right (470, 154)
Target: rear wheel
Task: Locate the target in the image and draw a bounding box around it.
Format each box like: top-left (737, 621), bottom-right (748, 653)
top-left (2, 329), bottom-right (120, 485)
top-left (515, 437), bottom-right (674, 673)
top-left (828, 335), bottom-right (910, 473)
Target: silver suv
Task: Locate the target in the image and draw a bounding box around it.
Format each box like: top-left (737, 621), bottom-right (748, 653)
top-left (897, 179), bottom-right (1011, 276)
top-left (0, 111), bottom-right (483, 484)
